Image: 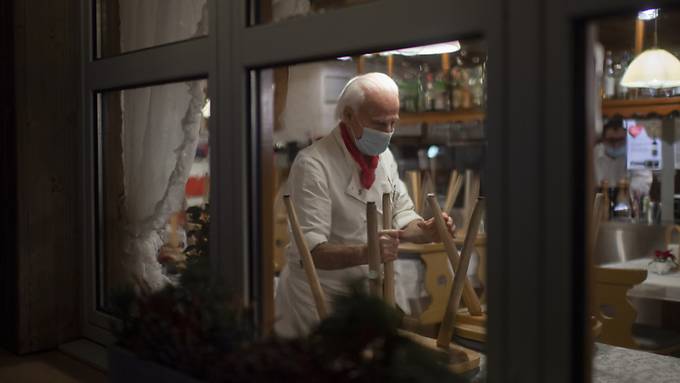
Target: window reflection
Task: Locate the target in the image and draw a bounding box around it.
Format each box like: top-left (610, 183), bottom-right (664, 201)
top-left (257, 40), bottom-right (489, 359)
top-left (588, 7), bottom-right (680, 379)
top-left (252, 0), bottom-right (376, 25)
top-left (96, 0), bottom-right (208, 58)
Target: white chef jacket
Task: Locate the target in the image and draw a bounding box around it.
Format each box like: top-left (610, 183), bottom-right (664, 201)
top-left (593, 143), bottom-right (652, 195)
top-left (274, 125), bottom-right (421, 338)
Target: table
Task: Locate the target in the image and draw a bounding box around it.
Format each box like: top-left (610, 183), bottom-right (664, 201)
top-left (592, 343), bottom-right (680, 383)
top-left (601, 258), bottom-right (680, 303)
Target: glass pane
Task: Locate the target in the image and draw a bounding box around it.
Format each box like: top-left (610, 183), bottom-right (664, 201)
top-left (256, 39), bottom-right (490, 376)
top-left (96, 79), bottom-right (210, 313)
top-left (250, 0), bottom-right (376, 26)
top-left (96, 0), bottom-right (208, 58)
top-left (586, 7), bottom-right (680, 380)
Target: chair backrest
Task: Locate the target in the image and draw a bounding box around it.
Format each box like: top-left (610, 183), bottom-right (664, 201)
top-left (593, 267), bottom-right (647, 349)
top-left (283, 195), bottom-right (328, 319)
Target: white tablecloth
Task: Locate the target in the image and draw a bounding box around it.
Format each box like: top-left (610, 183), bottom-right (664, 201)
top-left (470, 343), bottom-right (679, 382)
top-left (601, 258), bottom-right (680, 302)
top-left (593, 343), bottom-right (680, 383)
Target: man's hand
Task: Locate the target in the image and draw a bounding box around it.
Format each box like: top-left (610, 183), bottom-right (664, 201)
top-left (416, 213), bottom-right (455, 242)
top-left (378, 229), bottom-right (403, 262)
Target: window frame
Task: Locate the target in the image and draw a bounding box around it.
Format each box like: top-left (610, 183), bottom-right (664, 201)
top-left (79, 0), bottom-right (218, 343)
top-left (75, 0), bottom-right (659, 381)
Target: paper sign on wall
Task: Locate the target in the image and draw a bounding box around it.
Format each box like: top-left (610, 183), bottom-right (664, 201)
top-left (625, 119), bottom-right (662, 170)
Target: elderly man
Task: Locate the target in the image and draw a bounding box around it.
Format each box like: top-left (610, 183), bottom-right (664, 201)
top-left (275, 72), bottom-right (454, 337)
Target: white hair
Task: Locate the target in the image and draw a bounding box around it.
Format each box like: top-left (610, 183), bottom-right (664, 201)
top-left (334, 72), bottom-right (399, 121)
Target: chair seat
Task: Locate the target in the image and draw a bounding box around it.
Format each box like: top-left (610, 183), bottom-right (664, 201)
top-left (452, 335), bottom-right (485, 352)
top-left (632, 323), bottom-right (680, 354)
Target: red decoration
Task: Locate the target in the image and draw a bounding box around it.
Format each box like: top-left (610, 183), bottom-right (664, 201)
top-left (186, 176), bottom-right (207, 197)
top-left (628, 124), bottom-right (643, 138)
top-left (654, 250), bottom-right (675, 261)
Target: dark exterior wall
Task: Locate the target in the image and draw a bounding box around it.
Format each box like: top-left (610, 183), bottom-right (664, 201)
top-left (0, 0), bottom-right (18, 353)
top-left (10, 0), bottom-right (81, 353)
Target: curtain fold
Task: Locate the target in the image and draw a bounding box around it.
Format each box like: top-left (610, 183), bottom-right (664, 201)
top-left (117, 0), bottom-right (207, 291)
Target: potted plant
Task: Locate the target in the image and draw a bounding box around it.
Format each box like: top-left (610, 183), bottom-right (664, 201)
top-left (109, 258), bottom-right (467, 382)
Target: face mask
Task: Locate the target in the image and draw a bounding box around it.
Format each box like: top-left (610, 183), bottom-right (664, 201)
top-left (354, 127), bottom-right (393, 156)
top-left (605, 144), bottom-right (626, 158)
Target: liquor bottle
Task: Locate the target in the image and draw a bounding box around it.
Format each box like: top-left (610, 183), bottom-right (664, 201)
top-left (416, 64), bottom-right (426, 112)
top-left (601, 179), bottom-right (610, 221)
top-left (471, 65), bottom-right (484, 108)
top-left (615, 51), bottom-right (631, 99)
top-left (423, 65), bottom-right (435, 111)
top-left (461, 68), bottom-right (472, 109)
top-left (604, 50), bottom-right (616, 99)
top-left (397, 61), bottom-right (418, 113)
top-left (450, 67), bottom-right (463, 110)
top-left (612, 178), bottom-right (631, 219)
top-left (434, 68), bottom-right (449, 111)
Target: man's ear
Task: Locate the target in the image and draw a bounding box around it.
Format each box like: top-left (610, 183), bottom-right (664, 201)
top-left (343, 106), bottom-right (353, 121)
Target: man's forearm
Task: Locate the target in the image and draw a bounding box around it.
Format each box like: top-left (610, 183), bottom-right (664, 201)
top-left (311, 243), bottom-right (368, 270)
top-left (400, 219), bottom-right (431, 243)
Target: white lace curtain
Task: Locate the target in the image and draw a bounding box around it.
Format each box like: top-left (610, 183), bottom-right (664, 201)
top-left (117, 0), bottom-right (207, 291)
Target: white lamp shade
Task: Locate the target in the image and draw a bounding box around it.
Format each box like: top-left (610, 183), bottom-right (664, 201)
top-left (377, 41), bottom-right (461, 56)
top-left (620, 49), bottom-right (680, 89)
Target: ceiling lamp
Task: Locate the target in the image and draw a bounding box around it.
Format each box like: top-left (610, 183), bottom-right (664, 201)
top-left (376, 41), bottom-right (461, 57)
top-left (621, 9), bottom-right (680, 89)
top-left (637, 8), bottom-right (659, 21)
top-left (620, 49), bottom-right (680, 88)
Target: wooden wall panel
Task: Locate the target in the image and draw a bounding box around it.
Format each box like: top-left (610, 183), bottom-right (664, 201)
top-left (13, 0), bottom-right (81, 353)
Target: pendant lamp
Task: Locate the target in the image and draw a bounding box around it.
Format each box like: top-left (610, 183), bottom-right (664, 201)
top-left (620, 9), bottom-right (680, 89)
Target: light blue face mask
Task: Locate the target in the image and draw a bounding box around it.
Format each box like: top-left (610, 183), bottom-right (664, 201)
top-left (605, 144), bottom-right (626, 159)
top-left (354, 127), bottom-right (393, 156)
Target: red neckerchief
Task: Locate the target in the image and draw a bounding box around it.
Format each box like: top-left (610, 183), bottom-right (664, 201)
top-left (340, 123), bottom-right (379, 189)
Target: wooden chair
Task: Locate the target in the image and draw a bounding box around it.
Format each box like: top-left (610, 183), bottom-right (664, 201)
top-left (426, 193), bottom-right (487, 346)
top-left (402, 171), bottom-right (488, 344)
top-left (368, 194), bottom-right (482, 374)
top-left (594, 267), bottom-right (680, 355)
top-left (284, 194), bottom-right (481, 374)
top-left (283, 195), bottom-right (328, 320)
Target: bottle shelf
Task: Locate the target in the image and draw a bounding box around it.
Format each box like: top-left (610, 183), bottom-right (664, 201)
top-left (400, 109), bottom-right (485, 125)
top-left (602, 96), bottom-right (680, 118)
top-left (391, 136), bottom-right (486, 147)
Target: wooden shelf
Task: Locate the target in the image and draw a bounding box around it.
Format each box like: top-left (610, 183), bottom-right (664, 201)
top-left (391, 136), bottom-right (486, 147)
top-left (602, 96), bottom-right (680, 118)
top-left (400, 109), bottom-right (485, 124)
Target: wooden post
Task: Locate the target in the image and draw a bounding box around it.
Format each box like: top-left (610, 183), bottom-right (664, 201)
top-left (441, 53), bottom-right (450, 71)
top-left (426, 193), bottom-right (483, 316)
top-left (387, 54), bottom-right (394, 77)
top-left (635, 19), bottom-right (644, 55)
top-left (407, 170), bottom-right (422, 214)
top-left (354, 55), bottom-right (365, 74)
top-left (591, 193), bottom-right (603, 249)
top-left (601, 180), bottom-right (609, 221)
top-left (444, 170), bottom-right (463, 214)
top-left (283, 196), bottom-right (328, 319)
top-left (437, 198), bottom-right (486, 349)
top-left (463, 170), bottom-right (480, 230)
top-left (382, 193), bottom-right (395, 306)
top-left (429, 157), bottom-right (437, 194)
top-left (366, 202), bottom-right (382, 297)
